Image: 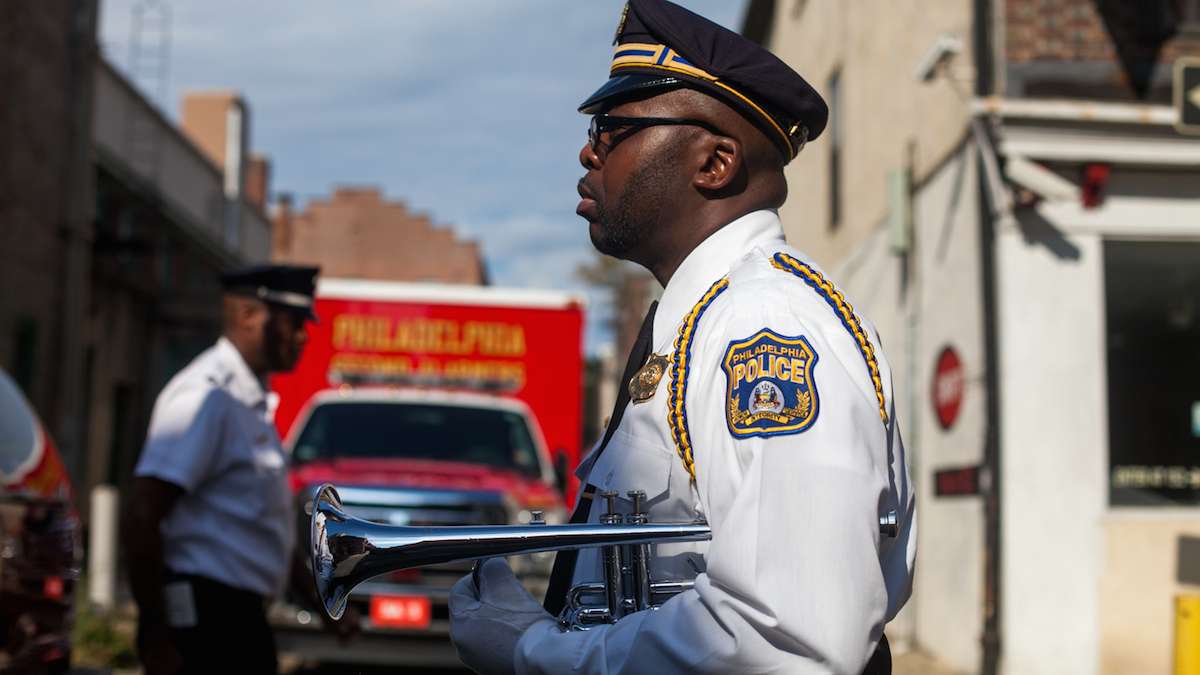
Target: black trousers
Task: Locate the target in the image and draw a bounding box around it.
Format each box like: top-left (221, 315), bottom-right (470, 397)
top-left (147, 573), bottom-right (278, 675)
top-left (863, 634), bottom-right (891, 675)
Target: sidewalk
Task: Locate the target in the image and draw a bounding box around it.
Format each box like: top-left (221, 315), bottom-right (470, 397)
top-left (894, 648), bottom-right (964, 675)
top-left (84, 648), bottom-right (961, 674)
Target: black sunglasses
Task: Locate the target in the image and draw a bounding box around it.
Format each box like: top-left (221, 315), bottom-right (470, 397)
top-left (588, 114), bottom-right (728, 155)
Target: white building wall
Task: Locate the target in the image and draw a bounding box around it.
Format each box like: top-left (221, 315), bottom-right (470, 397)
top-left (995, 124), bottom-right (1200, 673)
top-left (911, 145), bottom-right (988, 674)
top-left (996, 216), bottom-right (1108, 675)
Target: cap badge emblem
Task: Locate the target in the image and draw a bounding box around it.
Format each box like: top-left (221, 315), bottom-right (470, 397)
top-left (613, 2), bottom-right (630, 44)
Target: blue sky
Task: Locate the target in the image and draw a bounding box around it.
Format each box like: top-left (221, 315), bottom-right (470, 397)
top-left (98, 0), bottom-right (748, 353)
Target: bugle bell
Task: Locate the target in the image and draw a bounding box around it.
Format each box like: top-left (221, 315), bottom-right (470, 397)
top-left (309, 484), bottom-right (711, 622)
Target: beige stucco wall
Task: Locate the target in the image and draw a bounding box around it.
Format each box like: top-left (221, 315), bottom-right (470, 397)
top-left (759, 4), bottom-right (1200, 672)
top-left (763, 0), bottom-right (975, 269)
top-left (764, 3), bottom-right (985, 665)
top-left (909, 145), bottom-right (986, 673)
top-left (1100, 514), bottom-right (1200, 675)
top-left (827, 139), bottom-right (988, 671)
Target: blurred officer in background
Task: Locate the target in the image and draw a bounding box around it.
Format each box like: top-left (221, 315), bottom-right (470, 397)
top-left (448, 1), bottom-right (915, 673)
top-left (123, 265), bottom-right (335, 675)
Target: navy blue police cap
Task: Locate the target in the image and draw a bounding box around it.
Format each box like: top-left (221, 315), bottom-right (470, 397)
top-left (580, 0), bottom-right (828, 163)
top-left (220, 264), bottom-right (320, 321)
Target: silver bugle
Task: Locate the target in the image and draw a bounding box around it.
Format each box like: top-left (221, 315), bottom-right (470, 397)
top-left (309, 484), bottom-right (711, 620)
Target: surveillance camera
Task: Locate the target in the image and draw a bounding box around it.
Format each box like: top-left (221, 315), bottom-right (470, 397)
top-left (914, 35), bottom-right (963, 82)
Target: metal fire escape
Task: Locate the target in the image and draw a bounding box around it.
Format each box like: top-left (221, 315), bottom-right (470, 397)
top-left (124, 0), bottom-right (172, 183)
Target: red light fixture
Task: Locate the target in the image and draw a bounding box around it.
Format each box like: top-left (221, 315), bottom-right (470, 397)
top-left (43, 576), bottom-right (64, 600)
top-left (1081, 163), bottom-right (1111, 209)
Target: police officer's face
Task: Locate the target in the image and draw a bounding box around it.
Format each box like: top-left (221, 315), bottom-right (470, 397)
top-left (263, 308), bottom-right (310, 373)
top-left (578, 97), bottom-right (690, 259)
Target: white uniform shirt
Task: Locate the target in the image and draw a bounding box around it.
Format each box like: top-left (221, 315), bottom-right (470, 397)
top-left (518, 210), bottom-right (916, 674)
top-left (135, 337), bottom-right (294, 597)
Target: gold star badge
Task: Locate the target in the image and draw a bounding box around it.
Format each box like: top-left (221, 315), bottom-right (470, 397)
top-left (629, 353), bottom-right (670, 404)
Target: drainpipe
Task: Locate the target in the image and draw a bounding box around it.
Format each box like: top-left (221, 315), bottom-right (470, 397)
top-left (973, 0), bottom-right (1002, 673)
top-left (976, 122), bottom-right (1003, 675)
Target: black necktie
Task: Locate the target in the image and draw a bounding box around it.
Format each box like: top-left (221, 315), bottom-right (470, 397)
top-left (543, 301), bottom-right (658, 615)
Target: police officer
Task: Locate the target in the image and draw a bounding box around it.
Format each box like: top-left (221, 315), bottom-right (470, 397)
top-left (448, 1), bottom-right (916, 673)
top-left (124, 265), bottom-right (333, 675)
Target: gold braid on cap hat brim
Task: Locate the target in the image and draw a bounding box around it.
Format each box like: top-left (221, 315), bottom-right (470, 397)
top-left (610, 43), bottom-right (802, 158)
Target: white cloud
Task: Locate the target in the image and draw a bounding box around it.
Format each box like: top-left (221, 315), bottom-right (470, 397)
top-left (98, 0), bottom-right (748, 353)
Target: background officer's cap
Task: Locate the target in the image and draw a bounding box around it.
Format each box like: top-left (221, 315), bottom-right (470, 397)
top-left (220, 264), bottom-right (320, 321)
top-left (580, 0), bottom-right (828, 163)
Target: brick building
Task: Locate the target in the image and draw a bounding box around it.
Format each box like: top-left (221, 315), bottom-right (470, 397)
top-left (0, 0), bottom-right (273, 510)
top-left (0, 0), bottom-right (98, 483)
top-left (272, 187), bottom-right (487, 285)
top-left (86, 79), bottom-right (275, 503)
top-left (744, 1), bottom-right (1200, 673)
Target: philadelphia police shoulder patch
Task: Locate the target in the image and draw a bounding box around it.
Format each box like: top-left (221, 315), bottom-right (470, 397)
top-left (721, 328), bottom-right (819, 438)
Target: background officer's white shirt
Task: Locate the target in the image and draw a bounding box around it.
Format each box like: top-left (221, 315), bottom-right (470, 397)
top-left (518, 210), bottom-right (917, 675)
top-left (135, 337), bottom-right (294, 597)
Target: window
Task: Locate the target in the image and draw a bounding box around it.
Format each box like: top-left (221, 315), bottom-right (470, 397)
top-left (1181, 0), bottom-right (1200, 35)
top-left (827, 69), bottom-right (843, 231)
top-left (10, 317), bottom-right (37, 397)
top-left (1106, 241), bottom-right (1200, 506)
top-left (1185, 0), bottom-right (1200, 23)
top-left (293, 402), bottom-right (544, 479)
top-left (106, 383), bottom-right (134, 486)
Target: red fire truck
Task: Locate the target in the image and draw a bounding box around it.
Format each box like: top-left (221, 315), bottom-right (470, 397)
top-left (270, 279), bottom-right (584, 667)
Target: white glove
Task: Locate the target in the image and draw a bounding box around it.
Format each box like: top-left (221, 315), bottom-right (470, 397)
top-left (449, 558), bottom-right (558, 675)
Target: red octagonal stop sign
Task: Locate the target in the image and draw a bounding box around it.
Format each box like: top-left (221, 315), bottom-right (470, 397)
top-left (932, 346), bottom-right (964, 430)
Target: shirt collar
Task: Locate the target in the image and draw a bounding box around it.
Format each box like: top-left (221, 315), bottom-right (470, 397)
top-left (215, 336), bottom-right (268, 409)
top-left (652, 209), bottom-right (785, 347)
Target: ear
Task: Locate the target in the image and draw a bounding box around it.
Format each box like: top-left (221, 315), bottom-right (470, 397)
top-left (241, 299), bottom-right (268, 325)
top-left (693, 135), bottom-right (742, 192)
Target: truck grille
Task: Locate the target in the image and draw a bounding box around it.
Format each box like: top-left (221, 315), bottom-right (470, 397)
top-left (338, 486), bottom-right (509, 527)
top-left (281, 483), bottom-right (551, 638)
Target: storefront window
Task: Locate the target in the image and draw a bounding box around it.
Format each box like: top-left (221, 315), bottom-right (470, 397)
top-left (1106, 241), bottom-right (1200, 506)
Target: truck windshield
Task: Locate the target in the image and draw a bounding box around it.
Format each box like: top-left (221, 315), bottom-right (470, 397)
top-left (292, 402), bottom-right (544, 478)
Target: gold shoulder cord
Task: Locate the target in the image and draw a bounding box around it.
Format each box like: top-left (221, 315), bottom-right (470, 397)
top-left (666, 253), bottom-right (887, 483)
top-left (667, 277), bottom-right (730, 482)
top-left (770, 252), bottom-right (888, 425)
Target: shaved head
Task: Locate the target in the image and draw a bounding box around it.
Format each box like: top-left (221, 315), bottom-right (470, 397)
top-left (221, 294), bottom-right (310, 374)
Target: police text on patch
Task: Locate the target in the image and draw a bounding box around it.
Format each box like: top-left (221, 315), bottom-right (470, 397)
top-left (722, 329), bottom-right (819, 438)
